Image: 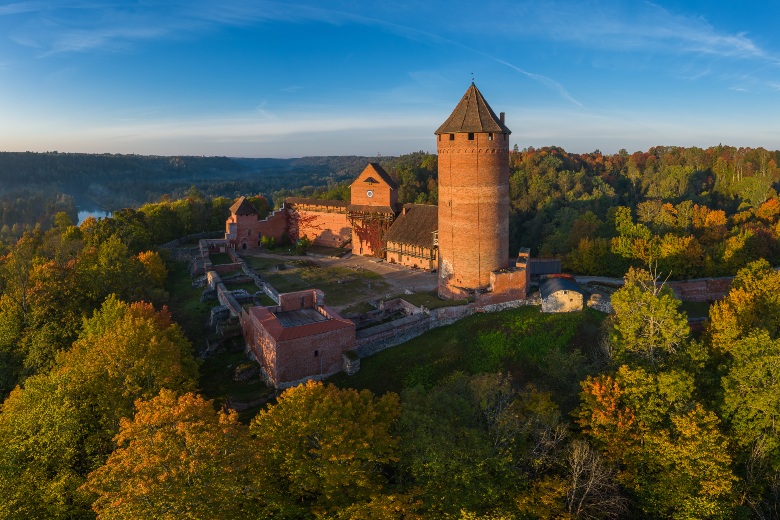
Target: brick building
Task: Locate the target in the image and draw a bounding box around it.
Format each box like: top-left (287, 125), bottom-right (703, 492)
top-left (348, 163), bottom-right (399, 257)
top-left (241, 289), bottom-right (356, 386)
top-left (225, 196), bottom-right (263, 250)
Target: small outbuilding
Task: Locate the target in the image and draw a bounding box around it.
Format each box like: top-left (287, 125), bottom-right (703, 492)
top-left (540, 277), bottom-right (586, 313)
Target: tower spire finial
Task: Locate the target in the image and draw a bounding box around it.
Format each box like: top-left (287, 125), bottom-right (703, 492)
top-left (470, 72), bottom-right (474, 84)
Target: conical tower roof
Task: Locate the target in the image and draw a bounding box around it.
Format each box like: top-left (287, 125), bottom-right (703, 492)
top-left (435, 83), bottom-right (511, 135)
top-left (229, 196), bottom-right (259, 216)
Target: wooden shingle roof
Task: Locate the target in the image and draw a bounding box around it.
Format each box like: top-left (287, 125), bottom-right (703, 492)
top-left (435, 83), bottom-right (511, 135)
top-left (229, 196), bottom-right (259, 216)
top-left (385, 204), bottom-right (438, 248)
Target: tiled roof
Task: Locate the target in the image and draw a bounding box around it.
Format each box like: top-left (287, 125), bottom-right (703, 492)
top-left (385, 204), bottom-right (438, 248)
top-left (229, 196), bottom-right (259, 216)
top-left (249, 306), bottom-right (353, 342)
top-left (358, 163), bottom-right (399, 190)
top-left (435, 83), bottom-right (511, 135)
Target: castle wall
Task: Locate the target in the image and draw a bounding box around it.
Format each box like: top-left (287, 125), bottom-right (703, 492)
top-left (351, 217), bottom-right (391, 258)
top-left (291, 206), bottom-right (351, 247)
top-left (274, 327), bottom-right (354, 384)
top-left (256, 208), bottom-right (289, 242)
top-left (437, 131), bottom-right (509, 296)
top-left (667, 277), bottom-right (733, 302)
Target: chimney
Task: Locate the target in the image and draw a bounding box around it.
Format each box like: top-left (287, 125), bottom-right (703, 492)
top-left (499, 112), bottom-right (505, 124)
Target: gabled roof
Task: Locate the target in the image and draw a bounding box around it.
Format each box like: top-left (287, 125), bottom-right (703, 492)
top-left (354, 163), bottom-right (399, 190)
top-left (540, 277), bottom-right (585, 299)
top-left (229, 196), bottom-right (259, 216)
top-left (435, 83), bottom-right (511, 135)
top-left (385, 204), bottom-right (438, 248)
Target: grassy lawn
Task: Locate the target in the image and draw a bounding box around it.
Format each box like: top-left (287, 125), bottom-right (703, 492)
top-left (341, 301), bottom-right (376, 315)
top-left (244, 256), bottom-right (285, 271)
top-left (307, 245), bottom-right (349, 257)
top-left (329, 306), bottom-right (605, 413)
top-left (166, 261), bottom-right (212, 346)
top-left (247, 259), bottom-right (390, 307)
top-left (223, 280), bottom-right (262, 293)
top-left (389, 289), bottom-right (470, 309)
top-left (209, 252), bottom-right (234, 265)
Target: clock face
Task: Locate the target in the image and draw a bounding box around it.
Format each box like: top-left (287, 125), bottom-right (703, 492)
top-left (366, 190), bottom-right (374, 198)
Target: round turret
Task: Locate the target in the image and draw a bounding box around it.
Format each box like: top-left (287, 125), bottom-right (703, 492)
top-left (435, 83), bottom-right (510, 298)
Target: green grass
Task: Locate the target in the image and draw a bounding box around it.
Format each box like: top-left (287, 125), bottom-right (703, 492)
top-left (244, 256), bottom-right (285, 271)
top-left (249, 260), bottom-right (389, 307)
top-left (389, 290), bottom-right (470, 309)
top-left (307, 245), bottom-right (349, 257)
top-left (256, 293), bottom-right (278, 306)
top-left (223, 280), bottom-right (262, 293)
top-left (209, 252), bottom-right (234, 265)
top-left (341, 301), bottom-right (376, 315)
top-left (166, 261), bottom-right (212, 345)
top-left (199, 351), bottom-right (274, 411)
top-left (329, 306), bottom-right (605, 413)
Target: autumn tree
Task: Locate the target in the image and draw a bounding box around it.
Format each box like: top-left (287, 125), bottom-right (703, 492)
top-left (0, 296), bottom-right (197, 518)
top-left (85, 390), bottom-right (264, 519)
top-left (249, 381), bottom-right (404, 518)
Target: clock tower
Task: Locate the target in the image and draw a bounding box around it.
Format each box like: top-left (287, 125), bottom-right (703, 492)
top-left (348, 163), bottom-right (399, 257)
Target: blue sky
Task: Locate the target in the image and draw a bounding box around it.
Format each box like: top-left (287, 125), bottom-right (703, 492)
top-left (1, 0), bottom-right (780, 157)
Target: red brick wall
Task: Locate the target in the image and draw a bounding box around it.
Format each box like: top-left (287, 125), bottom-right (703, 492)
top-left (277, 289), bottom-right (322, 312)
top-left (351, 218), bottom-right (391, 258)
top-left (275, 326), bottom-right (355, 383)
top-left (437, 131), bottom-right (510, 297)
top-left (291, 207), bottom-right (351, 247)
top-left (226, 213), bottom-right (263, 250)
top-left (486, 268), bottom-right (528, 302)
top-left (667, 278), bottom-right (732, 302)
top-left (242, 305), bottom-right (355, 386)
top-left (256, 208), bottom-right (289, 242)
top-left (350, 172), bottom-right (397, 208)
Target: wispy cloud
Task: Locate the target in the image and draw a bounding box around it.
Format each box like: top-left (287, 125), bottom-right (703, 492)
top-left (491, 0), bottom-right (779, 64)
top-left (493, 58), bottom-right (582, 107)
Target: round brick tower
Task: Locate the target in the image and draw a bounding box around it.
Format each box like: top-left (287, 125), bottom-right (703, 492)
top-left (435, 83), bottom-right (511, 299)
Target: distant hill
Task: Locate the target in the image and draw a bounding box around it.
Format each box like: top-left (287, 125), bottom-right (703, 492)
top-left (0, 152), bottom-right (383, 210)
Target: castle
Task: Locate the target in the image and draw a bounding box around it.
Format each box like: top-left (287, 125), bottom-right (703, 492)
top-left (222, 84), bottom-right (531, 386)
top-left (227, 83), bottom-right (527, 303)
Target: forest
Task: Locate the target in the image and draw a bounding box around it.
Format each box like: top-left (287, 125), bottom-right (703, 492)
top-left (1, 145), bottom-right (780, 518)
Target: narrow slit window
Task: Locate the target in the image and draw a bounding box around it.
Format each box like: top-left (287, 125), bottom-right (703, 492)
top-left (488, 133), bottom-right (493, 141)
top-left (314, 350), bottom-right (319, 357)
top-left (449, 133), bottom-right (454, 140)
top-left (468, 133), bottom-right (474, 140)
